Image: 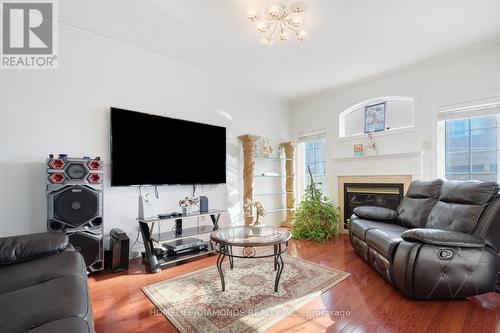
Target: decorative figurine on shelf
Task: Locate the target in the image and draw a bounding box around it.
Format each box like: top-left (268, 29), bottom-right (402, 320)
top-left (179, 196), bottom-right (199, 215)
top-left (243, 199), bottom-right (267, 235)
top-left (354, 144), bottom-right (364, 156)
top-left (365, 130), bottom-right (378, 155)
top-left (260, 138), bottom-right (273, 157)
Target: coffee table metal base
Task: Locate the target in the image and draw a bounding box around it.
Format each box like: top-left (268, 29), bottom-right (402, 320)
top-left (215, 242), bottom-right (288, 292)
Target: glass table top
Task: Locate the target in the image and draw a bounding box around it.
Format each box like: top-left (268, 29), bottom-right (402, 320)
top-left (210, 226), bottom-right (292, 246)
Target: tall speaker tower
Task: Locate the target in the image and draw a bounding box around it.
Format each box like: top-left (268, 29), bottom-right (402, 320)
top-left (47, 154), bottom-right (104, 273)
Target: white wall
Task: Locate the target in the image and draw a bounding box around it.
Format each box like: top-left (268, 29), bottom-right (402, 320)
top-left (291, 42), bottom-right (500, 204)
top-left (0, 26), bottom-right (291, 250)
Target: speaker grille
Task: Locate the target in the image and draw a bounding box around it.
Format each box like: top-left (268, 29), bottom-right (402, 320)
top-left (68, 231), bottom-right (102, 269)
top-left (53, 186), bottom-right (98, 227)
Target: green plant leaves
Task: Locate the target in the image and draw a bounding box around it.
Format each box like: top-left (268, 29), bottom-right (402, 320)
top-left (291, 180), bottom-right (339, 243)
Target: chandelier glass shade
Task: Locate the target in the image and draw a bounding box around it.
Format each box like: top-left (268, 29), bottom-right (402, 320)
top-left (247, 1), bottom-right (308, 46)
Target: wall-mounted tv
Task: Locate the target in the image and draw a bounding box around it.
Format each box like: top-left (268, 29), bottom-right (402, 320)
top-left (110, 108), bottom-right (226, 186)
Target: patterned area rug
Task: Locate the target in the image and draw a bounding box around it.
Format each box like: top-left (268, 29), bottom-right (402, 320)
top-left (143, 254), bottom-right (350, 333)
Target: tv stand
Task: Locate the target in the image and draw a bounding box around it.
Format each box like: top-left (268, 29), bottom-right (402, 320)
top-left (137, 209), bottom-right (226, 273)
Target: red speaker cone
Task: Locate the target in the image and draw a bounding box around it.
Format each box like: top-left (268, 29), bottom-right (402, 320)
top-left (50, 159), bottom-right (65, 169)
top-left (49, 173), bottom-right (65, 184)
top-left (87, 173), bottom-right (101, 184)
top-left (87, 160), bottom-right (101, 170)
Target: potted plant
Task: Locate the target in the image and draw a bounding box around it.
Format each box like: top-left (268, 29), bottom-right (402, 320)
top-left (243, 199), bottom-right (267, 235)
top-left (179, 196), bottom-right (199, 215)
top-left (292, 166), bottom-right (339, 242)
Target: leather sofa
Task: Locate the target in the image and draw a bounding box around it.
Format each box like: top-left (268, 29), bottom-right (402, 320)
top-left (0, 232), bottom-right (94, 332)
top-left (349, 179), bottom-right (500, 299)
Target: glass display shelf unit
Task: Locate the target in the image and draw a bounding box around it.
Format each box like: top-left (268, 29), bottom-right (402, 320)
top-left (254, 191), bottom-right (294, 196)
top-left (254, 156), bottom-right (292, 161)
top-left (267, 208), bottom-right (295, 213)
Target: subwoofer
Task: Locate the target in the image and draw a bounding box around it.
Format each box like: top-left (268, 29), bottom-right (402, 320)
top-left (47, 154), bottom-right (104, 273)
top-left (68, 230), bottom-right (104, 273)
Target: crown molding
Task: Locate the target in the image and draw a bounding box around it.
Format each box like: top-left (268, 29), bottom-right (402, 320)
top-left (290, 35), bottom-right (500, 107)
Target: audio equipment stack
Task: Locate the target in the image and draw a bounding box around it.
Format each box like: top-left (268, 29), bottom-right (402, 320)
top-left (47, 154), bottom-right (104, 273)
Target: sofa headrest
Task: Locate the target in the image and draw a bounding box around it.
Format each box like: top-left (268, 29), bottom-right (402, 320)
top-left (425, 180), bottom-right (499, 234)
top-left (406, 179), bottom-right (443, 199)
top-left (438, 180), bottom-right (499, 206)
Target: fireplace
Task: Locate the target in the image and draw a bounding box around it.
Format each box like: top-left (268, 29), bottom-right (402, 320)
top-left (343, 183), bottom-right (404, 229)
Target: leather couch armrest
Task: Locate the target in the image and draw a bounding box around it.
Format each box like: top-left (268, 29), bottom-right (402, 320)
top-left (0, 232), bottom-right (69, 265)
top-left (401, 228), bottom-right (486, 248)
top-left (353, 206), bottom-right (397, 222)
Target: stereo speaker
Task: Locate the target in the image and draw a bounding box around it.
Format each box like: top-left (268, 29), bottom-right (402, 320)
top-left (47, 154), bottom-right (104, 273)
top-left (199, 196), bottom-right (208, 213)
top-left (68, 230), bottom-right (104, 273)
top-left (109, 228), bottom-right (129, 272)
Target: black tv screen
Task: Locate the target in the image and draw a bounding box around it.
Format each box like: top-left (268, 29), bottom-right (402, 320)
top-left (110, 108), bottom-right (226, 186)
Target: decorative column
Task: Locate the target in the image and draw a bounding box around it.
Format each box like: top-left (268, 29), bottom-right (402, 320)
top-left (238, 134), bottom-right (260, 225)
top-left (280, 141), bottom-right (296, 227)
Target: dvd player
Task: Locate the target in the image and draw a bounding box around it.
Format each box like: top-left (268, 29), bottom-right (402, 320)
top-left (163, 237), bottom-right (205, 252)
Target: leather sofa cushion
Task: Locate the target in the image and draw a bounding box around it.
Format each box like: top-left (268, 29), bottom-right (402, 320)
top-left (396, 179), bottom-right (443, 228)
top-left (0, 275), bottom-right (91, 333)
top-left (401, 228), bottom-right (486, 248)
top-left (353, 206), bottom-right (397, 222)
top-left (350, 216), bottom-right (408, 240)
top-left (426, 181), bottom-right (499, 233)
top-left (26, 318), bottom-right (93, 333)
top-left (366, 227), bottom-right (407, 259)
top-left (0, 250), bottom-right (86, 294)
top-left (0, 232), bottom-right (68, 266)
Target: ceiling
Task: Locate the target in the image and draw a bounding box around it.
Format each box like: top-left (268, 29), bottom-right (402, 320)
top-left (60, 0), bottom-right (500, 102)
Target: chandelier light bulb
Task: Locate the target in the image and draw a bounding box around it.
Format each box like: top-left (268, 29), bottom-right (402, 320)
top-left (296, 30), bottom-right (308, 41)
top-left (289, 1), bottom-right (307, 13)
top-left (247, 9), bottom-right (258, 22)
top-left (289, 13), bottom-right (303, 27)
top-left (260, 37), bottom-right (275, 47)
top-left (268, 4), bottom-right (282, 18)
top-left (256, 21), bottom-right (269, 33)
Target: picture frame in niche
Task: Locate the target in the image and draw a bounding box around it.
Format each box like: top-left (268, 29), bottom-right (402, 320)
top-left (364, 102), bottom-right (386, 133)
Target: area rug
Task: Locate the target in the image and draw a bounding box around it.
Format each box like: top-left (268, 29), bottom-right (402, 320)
top-left (142, 254), bottom-right (350, 333)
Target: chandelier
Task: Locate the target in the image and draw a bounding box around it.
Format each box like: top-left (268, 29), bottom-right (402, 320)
top-left (247, 1), bottom-right (308, 46)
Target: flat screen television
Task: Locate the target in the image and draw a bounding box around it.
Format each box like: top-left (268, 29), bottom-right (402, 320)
top-left (110, 108), bottom-right (226, 186)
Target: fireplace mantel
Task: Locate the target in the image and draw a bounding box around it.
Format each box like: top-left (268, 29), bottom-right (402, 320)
top-left (332, 151), bottom-right (423, 179)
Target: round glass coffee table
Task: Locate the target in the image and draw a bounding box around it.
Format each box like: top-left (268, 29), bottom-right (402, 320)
top-left (210, 226), bottom-right (292, 292)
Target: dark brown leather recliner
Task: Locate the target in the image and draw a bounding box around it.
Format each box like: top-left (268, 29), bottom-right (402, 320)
top-left (349, 179), bottom-right (500, 299)
top-left (0, 232), bottom-right (94, 332)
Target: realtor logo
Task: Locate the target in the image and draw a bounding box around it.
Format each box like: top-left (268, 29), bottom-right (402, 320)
top-left (1, 0), bottom-right (58, 69)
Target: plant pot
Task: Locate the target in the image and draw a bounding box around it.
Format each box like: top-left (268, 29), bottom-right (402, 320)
top-left (251, 225), bottom-right (264, 236)
top-left (182, 206), bottom-right (193, 215)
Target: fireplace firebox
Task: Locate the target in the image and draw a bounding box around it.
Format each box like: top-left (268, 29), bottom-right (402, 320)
top-left (343, 183), bottom-right (404, 229)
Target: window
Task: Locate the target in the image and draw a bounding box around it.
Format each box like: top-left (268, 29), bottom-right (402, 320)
top-left (437, 97), bottom-right (500, 182)
top-left (298, 133), bottom-right (327, 197)
top-left (444, 116), bottom-right (498, 181)
top-left (340, 96), bottom-right (415, 137)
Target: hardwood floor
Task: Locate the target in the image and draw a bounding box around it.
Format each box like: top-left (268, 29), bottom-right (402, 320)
top-left (88, 234), bottom-right (500, 333)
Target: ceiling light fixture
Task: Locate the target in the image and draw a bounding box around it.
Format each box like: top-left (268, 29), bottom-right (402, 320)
top-left (247, 1), bottom-right (308, 47)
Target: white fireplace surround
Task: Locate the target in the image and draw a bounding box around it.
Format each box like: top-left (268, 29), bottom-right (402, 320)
top-left (331, 151), bottom-right (424, 227)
